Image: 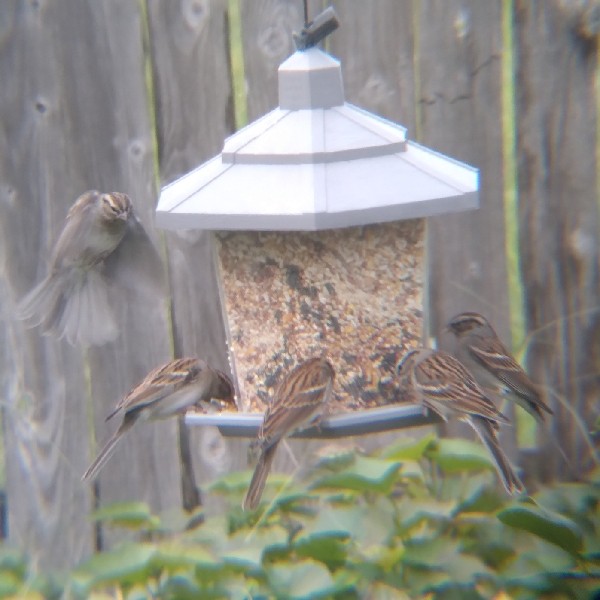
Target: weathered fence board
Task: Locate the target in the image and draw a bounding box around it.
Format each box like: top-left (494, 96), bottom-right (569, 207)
top-left (70, 1), bottom-right (179, 550)
top-left (240, 0), bottom-right (304, 121)
top-left (412, 0), bottom-right (520, 457)
top-left (329, 0), bottom-right (416, 129)
top-left (417, 0), bottom-right (510, 341)
top-left (0, 0), bottom-right (99, 569)
top-left (0, 0), bottom-right (180, 565)
top-left (147, 0), bottom-right (245, 508)
top-left (514, 0), bottom-right (600, 480)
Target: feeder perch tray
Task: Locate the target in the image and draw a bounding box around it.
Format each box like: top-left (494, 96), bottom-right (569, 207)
top-left (185, 404), bottom-right (441, 439)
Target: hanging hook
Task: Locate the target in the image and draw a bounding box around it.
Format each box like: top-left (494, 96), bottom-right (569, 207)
top-left (293, 5), bottom-right (339, 50)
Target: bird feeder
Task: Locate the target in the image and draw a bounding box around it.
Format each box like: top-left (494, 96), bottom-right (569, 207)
top-left (156, 9), bottom-right (478, 437)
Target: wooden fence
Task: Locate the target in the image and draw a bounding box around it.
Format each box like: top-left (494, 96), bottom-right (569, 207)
top-left (0, 0), bottom-right (598, 570)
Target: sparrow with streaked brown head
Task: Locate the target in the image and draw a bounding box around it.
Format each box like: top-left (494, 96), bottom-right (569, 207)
top-left (398, 347), bottom-right (524, 495)
top-left (446, 312), bottom-right (553, 422)
top-left (82, 358), bottom-right (235, 481)
top-left (18, 190), bottom-right (164, 346)
top-left (243, 357), bottom-right (335, 511)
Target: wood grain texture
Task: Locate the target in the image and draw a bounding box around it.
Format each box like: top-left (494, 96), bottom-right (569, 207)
top-left (514, 0), bottom-right (600, 481)
top-left (412, 1), bottom-right (518, 456)
top-left (0, 0), bottom-right (180, 562)
top-left (0, 0), bottom-right (94, 568)
top-left (329, 0), bottom-right (416, 128)
top-left (147, 0), bottom-right (240, 507)
top-left (240, 0), bottom-right (305, 120)
top-left (416, 0), bottom-right (510, 341)
top-left (69, 1), bottom-right (180, 550)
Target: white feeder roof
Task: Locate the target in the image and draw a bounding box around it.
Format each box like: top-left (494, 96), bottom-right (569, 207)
top-left (156, 47), bottom-right (478, 231)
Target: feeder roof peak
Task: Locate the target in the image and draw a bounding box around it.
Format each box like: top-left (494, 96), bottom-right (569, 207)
top-left (156, 45), bottom-right (478, 232)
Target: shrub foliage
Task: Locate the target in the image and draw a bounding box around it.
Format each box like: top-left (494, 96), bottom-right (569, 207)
top-left (2, 434), bottom-right (599, 599)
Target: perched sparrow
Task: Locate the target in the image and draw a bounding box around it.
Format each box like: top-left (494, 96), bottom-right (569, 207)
top-left (446, 312), bottom-right (553, 422)
top-left (82, 358), bottom-right (235, 480)
top-left (18, 190), bottom-right (164, 346)
top-left (398, 348), bottom-right (524, 495)
top-left (243, 357), bottom-right (335, 511)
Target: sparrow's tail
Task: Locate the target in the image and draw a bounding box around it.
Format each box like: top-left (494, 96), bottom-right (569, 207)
top-left (81, 419), bottom-right (134, 481)
top-left (243, 443), bottom-right (279, 511)
top-left (18, 269), bottom-right (118, 346)
top-left (469, 415), bottom-right (525, 495)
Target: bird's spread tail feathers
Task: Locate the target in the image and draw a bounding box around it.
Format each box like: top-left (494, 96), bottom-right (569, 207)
top-left (18, 269), bottom-right (118, 346)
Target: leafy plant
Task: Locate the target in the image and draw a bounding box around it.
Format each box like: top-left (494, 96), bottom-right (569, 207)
top-left (1, 436), bottom-right (598, 599)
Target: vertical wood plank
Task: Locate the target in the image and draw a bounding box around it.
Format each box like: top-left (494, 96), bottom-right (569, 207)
top-left (416, 0), bottom-right (510, 341)
top-left (72, 1), bottom-right (179, 546)
top-left (329, 0), bottom-right (416, 129)
top-left (0, 0), bottom-right (96, 569)
top-left (240, 0), bottom-right (304, 121)
top-left (0, 0), bottom-right (180, 563)
top-left (146, 0), bottom-right (240, 506)
top-left (514, 0), bottom-right (600, 480)
top-left (412, 1), bottom-right (518, 455)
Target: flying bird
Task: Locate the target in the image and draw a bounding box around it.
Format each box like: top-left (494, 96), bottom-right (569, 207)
top-left (18, 190), bottom-right (164, 346)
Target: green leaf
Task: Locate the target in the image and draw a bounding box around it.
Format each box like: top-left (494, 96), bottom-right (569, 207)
top-left (457, 517), bottom-right (516, 568)
top-left (397, 497), bottom-right (457, 530)
top-left (444, 553), bottom-right (492, 584)
top-left (209, 470), bottom-right (255, 494)
top-left (314, 450), bottom-right (356, 471)
top-left (222, 524), bottom-right (289, 569)
top-left (427, 438), bottom-right (495, 473)
top-left (382, 434), bottom-right (436, 461)
top-left (397, 461), bottom-right (425, 482)
top-left (72, 542), bottom-right (156, 591)
top-left (294, 535), bottom-right (349, 569)
top-left (356, 544), bottom-right (405, 571)
top-left (266, 559), bottom-right (336, 599)
top-left (429, 586), bottom-right (488, 600)
top-left (303, 500), bottom-right (396, 548)
top-left (0, 571), bottom-right (19, 597)
top-left (362, 582), bottom-right (411, 600)
top-left (497, 504), bottom-right (583, 554)
top-left (0, 548), bottom-right (27, 581)
top-left (311, 456), bottom-right (402, 493)
top-left (403, 536), bottom-right (460, 569)
top-left (402, 566), bottom-right (450, 594)
top-left (454, 478), bottom-right (507, 515)
top-left (155, 573), bottom-right (202, 600)
top-left (498, 552), bottom-right (555, 590)
top-left (91, 502), bottom-right (160, 531)
top-left (153, 542), bottom-right (218, 571)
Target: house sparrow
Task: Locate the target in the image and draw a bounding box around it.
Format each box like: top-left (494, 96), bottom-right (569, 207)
top-left (243, 357), bottom-right (335, 511)
top-left (82, 358), bottom-right (235, 481)
top-left (446, 312), bottom-right (553, 422)
top-left (398, 348), bottom-right (524, 494)
top-left (18, 190), bottom-right (164, 346)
